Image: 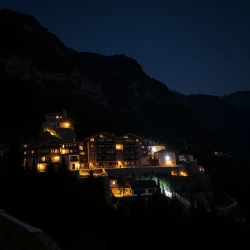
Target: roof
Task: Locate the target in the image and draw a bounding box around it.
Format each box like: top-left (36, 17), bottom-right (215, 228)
top-left (122, 133), bottom-right (144, 140)
top-left (127, 180), bottom-right (157, 189)
top-left (33, 140), bottom-right (62, 148)
top-left (84, 132), bottom-right (118, 140)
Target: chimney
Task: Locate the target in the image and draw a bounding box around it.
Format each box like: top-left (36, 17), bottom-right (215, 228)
top-left (63, 109), bottom-right (67, 120)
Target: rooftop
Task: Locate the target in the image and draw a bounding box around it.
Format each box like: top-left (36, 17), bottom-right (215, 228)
top-left (127, 179), bottom-right (157, 189)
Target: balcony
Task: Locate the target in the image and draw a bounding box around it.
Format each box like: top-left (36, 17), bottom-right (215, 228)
top-left (96, 139), bottom-right (115, 143)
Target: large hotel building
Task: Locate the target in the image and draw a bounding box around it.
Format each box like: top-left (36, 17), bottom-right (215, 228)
top-left (22, 110), bottom-right (198, 176)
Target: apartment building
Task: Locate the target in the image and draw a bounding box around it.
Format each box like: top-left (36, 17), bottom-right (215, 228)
top-left (23, 140), bottom-right (88, 171)
top-left (85, 132), bottom-right (144, 169)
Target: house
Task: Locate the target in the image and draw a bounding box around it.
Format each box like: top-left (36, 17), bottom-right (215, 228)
top-left (110, 177), bottom-right (158, 197)
top-left (109, 176), bottom-right (132, 197)
top-left (141, 140), bottom-right (166, 166)
top-left (127, 179), bottom-right (158, 196)
top-left (153, 150), bottom-right (177, 167)
top-left (23, 140), bottom-right (87, 172)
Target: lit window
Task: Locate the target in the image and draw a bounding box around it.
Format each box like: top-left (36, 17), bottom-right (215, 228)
top-left (79, 146), bottom-right (83, 150)
top-left (100, 135), bottom-right (104, 138)
top-left (90, 138), bottom-right (95, 141)
top-left (112, 181), bottom-right (116, 185)
top-left (136, 139), bottom-right (139, 142)
top-left (91, 145), bottom-right (95, 148)
top-left (116, 144), bottom-right (123, 150)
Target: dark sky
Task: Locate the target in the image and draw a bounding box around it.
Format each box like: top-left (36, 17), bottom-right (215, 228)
top-left (2, 0), bottom-right (250, 96)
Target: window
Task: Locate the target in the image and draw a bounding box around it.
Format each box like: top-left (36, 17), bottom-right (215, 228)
top-left (136, 139), bottom-right (139, 142)
top-left (90, 138), bottom-right (95, 141)
top-left (148, 188), bottom-right (156, 194)
top-left (60, 148), bottom-right (69, 154)
top-left (79, 146), bottom-right (83, 150)
top-left (134, 189), bottom-right (145, 195)
top-left (51, 149), bottom-right (59, 154)
top-left (70, 156), bottom-right (78, 161)
top-left (116, 144), bottom-right (123, 150)
top-left (91, 145), bottom-right (95, 148)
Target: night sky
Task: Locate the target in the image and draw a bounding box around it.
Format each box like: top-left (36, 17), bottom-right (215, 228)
top-left (2, 0), bottom-right (250, 96)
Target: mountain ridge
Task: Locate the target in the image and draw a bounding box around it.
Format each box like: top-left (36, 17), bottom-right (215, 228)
top-left (0, 9), bottom-right (249, 158)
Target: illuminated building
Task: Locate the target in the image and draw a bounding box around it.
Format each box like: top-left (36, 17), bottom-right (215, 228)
top-left (84, 132), bottom-right (144, 169)
top-left (21, 110), bottom-right (203, 176)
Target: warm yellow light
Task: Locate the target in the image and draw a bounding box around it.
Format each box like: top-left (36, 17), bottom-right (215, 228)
top-left (37, 163), bottom-right (46, 172)
top-left (116, 144), bottom-right (123, 150)
top-left (51, 155), bottom-right (60, 162)
top-left (60, 148), bottom-right (66, 154)
top-left (61, 122), bottom-right (70, 128)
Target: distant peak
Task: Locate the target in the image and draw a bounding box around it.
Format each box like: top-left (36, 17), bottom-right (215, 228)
top-left (0, 8), bottom-right (41, 27)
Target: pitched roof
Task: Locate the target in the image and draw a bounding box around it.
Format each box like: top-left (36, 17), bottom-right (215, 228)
top-left (127, 180), bottom-right (157, 189)
top-left (122, 133), bottom-right (144, 140)
top-left (34, 140), bottom-right (62, 148)
top-left (84, 132), bottom-right (118, 140)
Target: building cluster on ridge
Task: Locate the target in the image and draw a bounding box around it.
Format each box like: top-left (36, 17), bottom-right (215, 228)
top-left (20, 109), bottom-right (203, 177)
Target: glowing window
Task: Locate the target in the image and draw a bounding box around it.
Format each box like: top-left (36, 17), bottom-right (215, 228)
top-left (116, 144), bottom-right (123, 150)
top-left (90, 138), bottom-right (95, 141)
